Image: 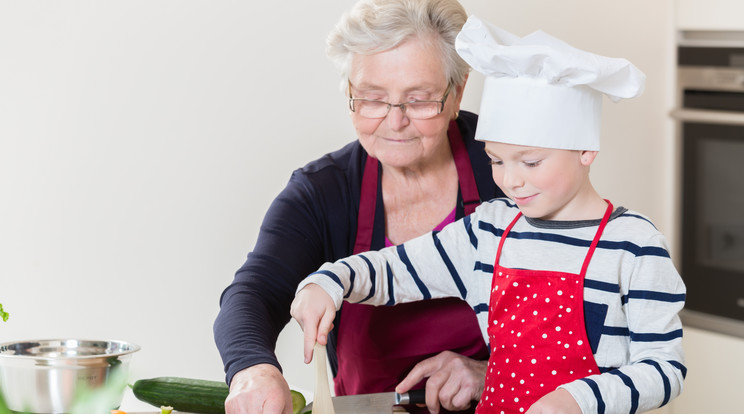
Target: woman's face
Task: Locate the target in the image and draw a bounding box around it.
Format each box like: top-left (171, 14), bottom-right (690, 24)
top-left (348, 36), bottom-right (464, 170)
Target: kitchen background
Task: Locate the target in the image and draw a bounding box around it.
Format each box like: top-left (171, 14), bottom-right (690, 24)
top-left (0, 0), bottom-right (741, 413)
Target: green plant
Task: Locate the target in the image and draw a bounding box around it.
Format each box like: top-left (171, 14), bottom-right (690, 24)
top-left (0, 303), bottom-right (8, 323)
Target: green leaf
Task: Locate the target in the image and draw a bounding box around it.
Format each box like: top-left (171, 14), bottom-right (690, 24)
top-left (0, 303), bottom-right (9, 323)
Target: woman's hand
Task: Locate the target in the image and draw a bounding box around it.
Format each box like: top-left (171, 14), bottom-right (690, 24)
top-left (290, 283), bottom-right (337, 364)
top-left (525, 388), bottom-right (581, 414)
top-left (224, 364), bottom-right (293, 414)
top-left (395, 350), bottom-right (487, 413)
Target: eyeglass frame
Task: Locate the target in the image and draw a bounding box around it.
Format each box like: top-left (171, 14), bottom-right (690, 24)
top-left (347, 80), bottom-right (453, 120)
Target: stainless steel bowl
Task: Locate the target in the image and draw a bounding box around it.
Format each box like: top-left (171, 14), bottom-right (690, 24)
top-left (0, 339), bottom-right (140, 413)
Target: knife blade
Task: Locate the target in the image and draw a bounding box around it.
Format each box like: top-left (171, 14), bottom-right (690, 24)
top-left (301, 389), bottom-right (425, 414)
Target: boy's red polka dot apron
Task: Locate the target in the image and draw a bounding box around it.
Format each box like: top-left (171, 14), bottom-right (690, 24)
top-left (476, 201), bottom-right (613, 414)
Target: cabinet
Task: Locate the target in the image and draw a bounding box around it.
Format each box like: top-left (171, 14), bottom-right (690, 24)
top-left (677, 0), bottom-right (744, 31)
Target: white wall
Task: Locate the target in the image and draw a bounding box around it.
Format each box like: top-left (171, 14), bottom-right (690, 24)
top-left (1, 0), bottom-right (740, 412)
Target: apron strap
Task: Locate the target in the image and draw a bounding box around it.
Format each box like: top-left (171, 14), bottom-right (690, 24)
top-left (448, 119), bottom-right (481, 216)
top-left (578, 200), bottom-right (614, 277)
top-left (494, 210), bottom-right (522, 265)
top-left (353, 120), bottom-right (480, 254)
top-left (353, 155), bottom-right (379, 254)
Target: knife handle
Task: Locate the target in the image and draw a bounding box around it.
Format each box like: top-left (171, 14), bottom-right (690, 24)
top-left (395, 388), bottom-right (426, 405)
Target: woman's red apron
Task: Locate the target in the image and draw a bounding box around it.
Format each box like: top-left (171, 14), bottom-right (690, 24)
top-left (334, 120), bottom-right (489, 398)
top-left (476, 202), bottom-right (613, 414)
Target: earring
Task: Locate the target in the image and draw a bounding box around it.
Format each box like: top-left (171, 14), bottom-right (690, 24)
top-left (453, 110), bottom-right (459, 120)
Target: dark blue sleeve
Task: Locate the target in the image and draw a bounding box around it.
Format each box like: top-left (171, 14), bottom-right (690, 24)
top-left (213, 147), bottom-right (361, 385)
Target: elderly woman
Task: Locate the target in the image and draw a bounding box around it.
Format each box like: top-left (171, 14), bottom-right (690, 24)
top-left (213, 0), bottom-right (504, 412)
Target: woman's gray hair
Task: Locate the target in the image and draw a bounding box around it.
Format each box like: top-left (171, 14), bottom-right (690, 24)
top-left (327, 0), bottom-right (469, 94)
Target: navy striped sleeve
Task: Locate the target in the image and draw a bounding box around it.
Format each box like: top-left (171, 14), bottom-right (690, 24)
top-left (313, 270), bottom-right (344, 289)
top-left (640, 359), bottom-right (672, 406)
top-left (396, 244), bottom-right (431, 299)
top-left (432, 231), bottom-right (467, 299)
top-left (609, 370), bottom-right (639, 414)
top-left (578, 377), bottom-right (606, 414)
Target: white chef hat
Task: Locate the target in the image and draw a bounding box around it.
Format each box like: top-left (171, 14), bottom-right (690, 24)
top-left (455, 16), bottom-right (646, 151)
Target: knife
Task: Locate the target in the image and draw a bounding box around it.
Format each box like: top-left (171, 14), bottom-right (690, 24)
top-left (301, 389), bottom-right (425, 413)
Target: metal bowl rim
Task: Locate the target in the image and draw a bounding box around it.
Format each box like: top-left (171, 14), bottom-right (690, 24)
top-left (0, 338), bottom-right (141, 360)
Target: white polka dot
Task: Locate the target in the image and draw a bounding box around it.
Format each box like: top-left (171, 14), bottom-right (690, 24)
top-left (566, 307), bottom-right (572, 313)
top-left (557, 290), bottom-right (563, 295)
top-left (531, 359), bottom-right (537, 364)
top-left (511, 315), bottom-right (516, 320)
top-left (499, 272), bottom-right (503, 276)
top-left (570, 371), bottom-right (574, 374)
top-left (533, 294), bottom-right (538, 299)
top-left (569, 331), bottom-right (573, 335)
top-left (533, 311), bottom-right (538, 316)
top-left (547, 356), bottom-right (551, 360)
top-left (490, 387), bottom-right (495, 392)
top-left (552, 370), bottom-right (557, 375)
top-left (542, 334), bottom-right (548, 339)
top-left (513, 282), bottom-right (519, 287)
top-left (556, 326), bottom-right (562, 332)
top-left (517, 332), bottom-right (522, 337)
top-left (521, 319), bottom-right (525, 323)
top-left (520, 380), bottom-right (525, 384)
top-left (519, 408), bottom-right (524, 413)
top-left (511, 372), bottom-right (516, 378)
top-left (514, 397), bottom-right (519, 402)
top-left (545, 298), bottom-right (551, 303)
top-left (505, 358), bottom-right (510, 363)
top-left (564, 344), bottom-right (570, 348)
top-left (577, 340), bottom-right (584, 345)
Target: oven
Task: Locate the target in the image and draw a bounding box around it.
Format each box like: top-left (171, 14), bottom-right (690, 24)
top-left (673, 31), bottom-right (744, 338)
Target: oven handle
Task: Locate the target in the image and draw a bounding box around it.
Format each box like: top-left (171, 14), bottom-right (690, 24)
top-left (671, 108), bottom-right (744, 125)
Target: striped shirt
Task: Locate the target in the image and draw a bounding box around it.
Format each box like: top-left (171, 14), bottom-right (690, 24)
top-left (299, 197), bottom-right (686, 414)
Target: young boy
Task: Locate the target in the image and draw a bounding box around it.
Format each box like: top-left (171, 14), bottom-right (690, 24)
top-left (291, 16), bottom-right (686, 414)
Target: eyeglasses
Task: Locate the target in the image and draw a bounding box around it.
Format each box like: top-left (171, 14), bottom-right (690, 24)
top-left (347, 80), bottom-right (452, 120)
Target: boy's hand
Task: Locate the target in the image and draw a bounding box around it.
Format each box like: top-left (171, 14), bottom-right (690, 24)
top-left (525, 388), bottom-right (581, 414)
top-left (290, 283), bottom-right (337, 364)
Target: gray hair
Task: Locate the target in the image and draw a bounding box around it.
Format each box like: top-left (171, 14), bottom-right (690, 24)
top-left (327, 0), bottom-right (469, 94)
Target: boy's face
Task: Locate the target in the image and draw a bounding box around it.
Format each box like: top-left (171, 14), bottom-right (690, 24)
top-left (484, 141), bottom-right (596, 220)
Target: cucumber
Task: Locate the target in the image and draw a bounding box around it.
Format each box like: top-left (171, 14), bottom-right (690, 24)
top-left (132, 376), bottom-right (307, 414)
top-left (132, 377), bottom-right (228, 414)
